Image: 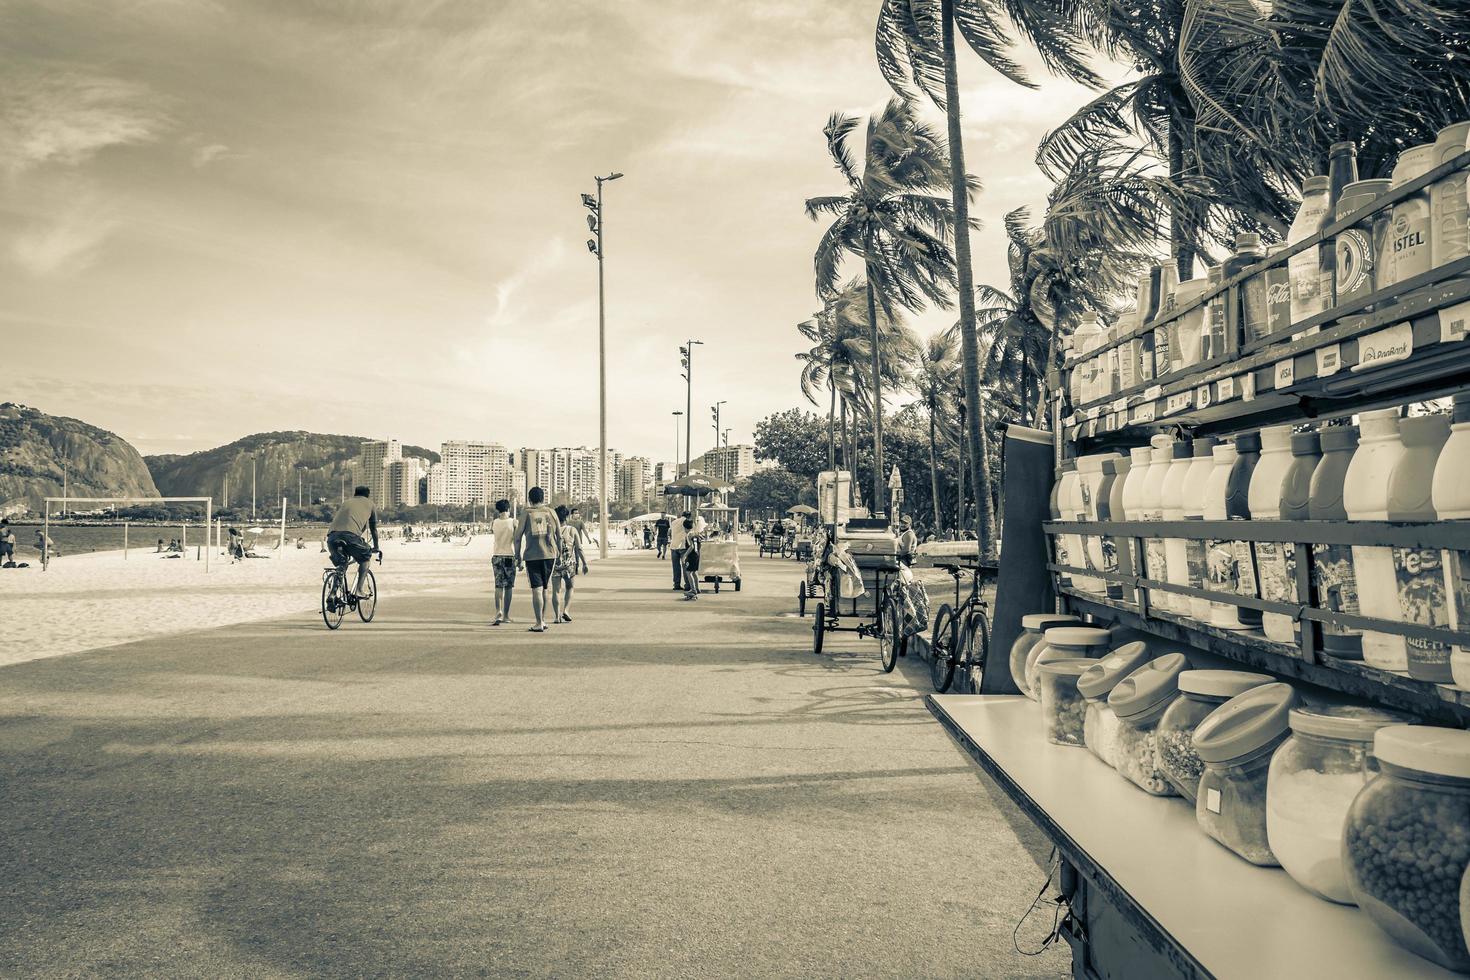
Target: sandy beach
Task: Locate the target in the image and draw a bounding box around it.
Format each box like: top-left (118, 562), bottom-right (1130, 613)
top-left (0, 531), bottom-right (621, 668)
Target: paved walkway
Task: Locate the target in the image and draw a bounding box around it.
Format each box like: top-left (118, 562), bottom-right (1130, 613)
top-left (0, 544), bottom-right (1067, 978)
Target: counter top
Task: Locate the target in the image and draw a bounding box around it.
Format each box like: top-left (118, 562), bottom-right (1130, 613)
top-left (930, 694), bottom-right (1456, 980)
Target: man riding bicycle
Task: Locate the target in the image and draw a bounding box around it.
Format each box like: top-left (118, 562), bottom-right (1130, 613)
top-left (327, 485), bottom-right (381, 598)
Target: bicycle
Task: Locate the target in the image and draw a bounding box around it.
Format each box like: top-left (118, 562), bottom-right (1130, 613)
top-left (929, 559), bottom-right (992, 694)
top-left (322, 551), bottom-right (381, 630)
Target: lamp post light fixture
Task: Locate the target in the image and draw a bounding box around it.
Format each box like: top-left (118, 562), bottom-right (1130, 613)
top-left (583, 170), bottom-right (624, 559)
top-left (679, 339), bottom-right (702, 477)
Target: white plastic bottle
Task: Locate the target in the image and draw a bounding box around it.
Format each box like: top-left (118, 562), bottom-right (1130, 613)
top-left (1250, 425), bottom-right (1297, 642)
top-left (1059, 460), bottom-right (1085, 593)
top-left (1204, 441), bottom-right (1242, 628)
top-left (1077, 453), bottom-right (1120, 594)
top-left (1288, 176), bottom-right (1332, 328)
top-left (1138, 434), bottom-right (1176, 612)
top-left (1343, 409), bottom-right (1409, 671)
top-left (1182, 437), bottom-right (1219, 621)
top-left (1432, 395), bottom-right (1470, 673)
top-left (1161, 441), bottom-right (1196, 616)
top-left (1073, 315), bottom-right (1102, 407)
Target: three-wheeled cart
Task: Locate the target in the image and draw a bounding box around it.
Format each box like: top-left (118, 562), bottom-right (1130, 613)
top-left (698, 539), bottom-right (742, 592)
top-left (759, 533), bottom-right (788, 558)
top-left (807, 524), bottom-right (907, 672)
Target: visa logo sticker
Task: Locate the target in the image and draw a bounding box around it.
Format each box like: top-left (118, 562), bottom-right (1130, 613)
top-left (1275, 358), bottom-right (1294, 389)
top-left (1352, 321), bottom-right (1414, 372)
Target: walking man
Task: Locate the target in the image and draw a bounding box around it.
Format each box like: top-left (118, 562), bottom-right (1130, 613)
top-left (515, 486), bottom-right (561, 633)
top-left (654, 513), bottom-right (670, 559)
top-left (490, 498), bottom-right (520, 626)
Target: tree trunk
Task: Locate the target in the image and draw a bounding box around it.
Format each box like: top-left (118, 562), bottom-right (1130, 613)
top-left (927, 398), bottom-right (943, 533)
top-left (851, 406), bottom-right (860, 510)
top-left (862, 248), bottom-right (886, 520)
top-left (1168, 105), bottom-right (1200, 281)
top-left (940, 0), bottom-right (994, 558)
top-left (955, 399), bottom-right (966, 536)
top-left (827, 368), bottom-right (837, 472)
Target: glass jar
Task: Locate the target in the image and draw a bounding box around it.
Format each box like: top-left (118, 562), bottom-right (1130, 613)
top-left (1008, 614), bottom-right (1081, 698)
top-left (1267, 705), bottom-right (1413, 905)
top-left (1193, 682), bottom-right (1297, 865)
top-left (1078, 641), bottom-right (1152, 769)
top-left (1025, 626), bottom-right (1111, 703)
top-left (1107, 652), bottom-right (1190, 796)
top-left (1157, 669), bottom-right (1274, 802)
top-left (1038, 659), bottom-right (1092, 747)
top-left (1345, 726), bottom-right (1470, 973)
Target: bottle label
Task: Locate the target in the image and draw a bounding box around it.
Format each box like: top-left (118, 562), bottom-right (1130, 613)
top-left (1186, 538), bottom-right (1208, 590)
top-left (1145, 538), bottom-right (1168, 588)
top-left (1289, 250), bottom-right (1328, 321)
top-left (1390, 202), bottom-right (1432, 282)
top-left (1265, 266), bottom-right (1292, 339)
top-left (1232, 540), bottom-right (1259, 598)
top-left (1154, 325), bottom-right (1172, 377)
top-left (1334, 228), bottom-right (1374, 302)
top-left (1206, 539), bottom-right (1237, 593)
top-left (1312, 543), bottom-right (1362, 637)
top-left (1393, 547), bottom-right (1451, 666)
top-left (1243, 274), bottom-right (1270, 342)
top-left (1448, 549), bottom-right (1470, 645)
top-left (1256, 541), bottom-right (1293, 605)
top-left (1433, 176), bottom-right (1470, 265)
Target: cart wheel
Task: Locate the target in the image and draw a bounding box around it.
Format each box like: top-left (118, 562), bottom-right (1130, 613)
top-left (878, 597), bottom-right (902, 673)
top-left (812, 602), bottom-right (825, 654)
top-left (930, 605), bottom-right (958, 693)
top-left (798, 581), bottom-right (807, 616)
top-left (962, 609), bottom-right (991, 694)
top-left (734, 577), bottom-right (741, 592)
top-left (781, 544), bottom-right (791, 559)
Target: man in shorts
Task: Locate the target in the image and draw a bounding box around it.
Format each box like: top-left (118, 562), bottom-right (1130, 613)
top-left (515, 486), bottom-right (561, 633)
top-left (654, 513), bottom-right (670, 559)
top-left (490, 498), bottom-right (520, 626)
top-left (326, 485), bottom-right (380, 598)
top-left (0, 520), bottom-right (14, 566)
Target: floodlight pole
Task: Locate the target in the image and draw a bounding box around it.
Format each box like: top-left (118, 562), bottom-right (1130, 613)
top-left (588, 171), bottom-right (623, 560)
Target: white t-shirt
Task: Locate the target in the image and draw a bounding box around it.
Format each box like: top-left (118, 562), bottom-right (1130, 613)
top-left (492, 516), bottom-right (517, 557)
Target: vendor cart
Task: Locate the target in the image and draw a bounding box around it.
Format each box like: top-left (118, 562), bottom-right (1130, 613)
top-left (807, 521), bottom-right (907, 672)
top-left (698, 540), bottom-right (741, 593)
top-left (759, 532), bottom-right (787, 558)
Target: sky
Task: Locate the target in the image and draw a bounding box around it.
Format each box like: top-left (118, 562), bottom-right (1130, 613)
top-left (2, 0), bottom-right (1103, 462)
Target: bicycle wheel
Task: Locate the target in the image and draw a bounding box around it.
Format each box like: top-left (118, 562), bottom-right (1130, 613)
top-left (929, 604), bottom-right (958, 693)
top-left (962, 609), bottom-right (991, 694)
top-left (878, 596), bottom-right (902, 673)
top-left (356, 567), bottom-right (377, 622)
top-left (321, 573), bottom-right (344, 630)
top-left (812, 602), bottom-right (825, 654)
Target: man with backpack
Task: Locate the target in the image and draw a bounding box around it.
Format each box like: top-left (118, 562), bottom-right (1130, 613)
top-left (515, 486), bottom-right (561, 633)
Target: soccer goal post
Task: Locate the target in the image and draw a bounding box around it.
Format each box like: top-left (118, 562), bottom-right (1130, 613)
top-left (42, 497), bottom-right (213, 572)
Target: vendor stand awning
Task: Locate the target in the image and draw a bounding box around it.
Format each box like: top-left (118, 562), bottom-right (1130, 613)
top-left (663, 474), bottom-right (732, 496)
top-left (786, 504), bottom-right (817, 516)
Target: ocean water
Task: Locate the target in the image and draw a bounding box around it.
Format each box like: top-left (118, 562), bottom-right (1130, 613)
top-left (3, 523), bottom-right (331, 557)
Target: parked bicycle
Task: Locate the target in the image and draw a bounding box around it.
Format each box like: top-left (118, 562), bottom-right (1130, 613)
top-left (322, 551), bottom-right (381, 630)
top-left (929, 559), bottom-right (992, 693)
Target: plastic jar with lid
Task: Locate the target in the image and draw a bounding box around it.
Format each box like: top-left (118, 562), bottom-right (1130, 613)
top-left (1025, 625), bottom-right (1111, 703)
top-left (1078, 641), bottom-right (1152, 768)
top-left (1107, 652), bottom-right (1191, 796)
top-left (1157, 669), bottom-right (1276, 802)
top-left (1192, 682), bottom-right (1298, 865)
top-left (1344, 726), bottom-right (1470, 973)
top-left (1267, 705), bottom-right (1414, 905)
top-left (1008, 614), bottom-right (1081, 699)
top-left (1038, 658), bottom-right (1093, 746)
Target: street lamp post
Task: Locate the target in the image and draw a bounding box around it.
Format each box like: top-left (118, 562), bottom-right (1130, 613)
top-left (679, 340), bottom-right (702, 477)
top-left (583, 170), bottom-right (624, 560)
top-left (671, 411), bottom-right (683, 476)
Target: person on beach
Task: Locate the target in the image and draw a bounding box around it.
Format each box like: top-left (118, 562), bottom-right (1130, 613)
top-left (654, 514), bottom-right (670, 559)
top-left (0, 521), bottom-right (15, 566)
top-left (515, 486), bottom-right (561, 633)
top-left (490, 498), bottom-right (520, 626)
top-left (550, 504), bottom-right (587, 623)
top-left (681, 517), bottom-right (703, 600)
top-left (326, 485), bottom-right (381, 598)
top-left (35, 529), bottom-right (54, 562)
top-left (896, 515), bottom-right (918, 567)
top-left (668, 509), bottom-right (705, 591)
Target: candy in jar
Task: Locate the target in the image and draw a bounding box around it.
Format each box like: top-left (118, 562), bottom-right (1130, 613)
top-left (1008, 614), bottom-right (1081, 698)
top-left (1038, 659), bottom-right (1093, 747)
top-left (1106, 652), bottom-right (1190, 796)
top-left (1192, 682), bottom-right (1297, 865)
top-left (1077, 641), bottom-right (1152, 769)
top-left (1158, 670), bottom-right (1275, 803)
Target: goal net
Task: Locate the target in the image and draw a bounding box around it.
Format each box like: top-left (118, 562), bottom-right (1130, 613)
top-left (39, 496), bottom-right (215, 571)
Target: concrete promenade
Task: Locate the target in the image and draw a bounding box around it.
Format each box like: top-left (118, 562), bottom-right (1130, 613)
top-left (0, 543), bottom-right (1067, 978)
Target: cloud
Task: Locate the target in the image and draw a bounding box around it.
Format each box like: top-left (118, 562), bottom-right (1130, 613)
top-left (7, 181), bottom-right (116, 277)
top-left (190, 142), bottom-right (231, 168)
top-left (485, 237), bottom-right (570, 330)
top-left (0, 69), bottom-right (171, 177)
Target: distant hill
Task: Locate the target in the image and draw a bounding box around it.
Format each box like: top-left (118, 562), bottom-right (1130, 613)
top-left (145, 431), bottom-right (440, 505)
top-left (0, 403), bottom-right (159, 516)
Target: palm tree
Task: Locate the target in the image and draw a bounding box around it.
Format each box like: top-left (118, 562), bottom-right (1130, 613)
top-left (910, 329), bottom-right (960, 532)
top-left (805, 97), bottom-right (962, 518)
top-left (796, 280), bottom-right (873, 476)
top-left (875, 0), bottom-right (1096, 555)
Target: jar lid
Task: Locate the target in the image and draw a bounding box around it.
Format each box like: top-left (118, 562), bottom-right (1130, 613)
top-left (1235, 231), bottom-right (1261, 249)
top-left (1192, 437), bottom-right (1218, 458)
top-left (1107, 652), bottom-right (1189, 721)
top-left (1103, 458), bottom-right (1128, 475)
top-left (1359, 407), bottom-right (1401, 440)
top-left (1038, 657), bottom-right (1095, 678)
top-left (1234, 431), bottom-right (1262, 453)
top-left (1178, 669), bottom-right (1275, 699)
top-left (1192, 682), bottom-right (1297, 764)
top-left (1150, 433), bottom-right (1173, 449)
top-left (1373, 725), bottom-right (1470, 777)
top-left (1289, 704), bottom-right (1415, 742)
top-left (1260, 424), bottom-right (1293, 451)
top-left (1022, 613), bottom-right (1080, 632)
top-left (1290, 431), bottom-right (1320, 456)
top-left (1077, 641), bottom-right (1152, 701)
top-left (1320, 425), bottom-right (1359, 451)
top-left (1042, 626), bottom-right (1112, 649)
top-left (1303, 175), bottom-right (1330, 194)
top-left (1399, 414), bottom-right (1450, 447)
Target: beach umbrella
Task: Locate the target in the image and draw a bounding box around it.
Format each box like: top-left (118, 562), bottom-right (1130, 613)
top-left (786, 504), bottom-right (818, 515)
top-left (663, 473), bottom-right (731, 496)
top-left (626, 512), bottom-right (667, 522)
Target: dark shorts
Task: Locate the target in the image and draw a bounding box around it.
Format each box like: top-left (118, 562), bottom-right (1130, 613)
top-left (525, 558), bottom-right (555, 589)
top-left (326, 531), bottom-right (373, 567)
top-left (492, 556), bottom-right (517, 588)
top-left (0, 542), bottom-right (12, 559)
